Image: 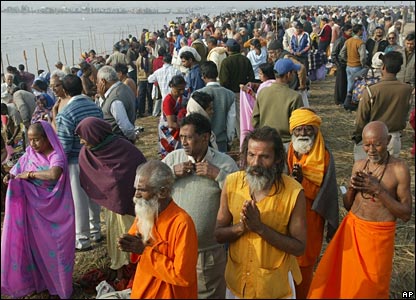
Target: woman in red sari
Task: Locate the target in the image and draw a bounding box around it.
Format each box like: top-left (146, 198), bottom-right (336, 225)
top-left (158, 75), bottom-right (187, 158)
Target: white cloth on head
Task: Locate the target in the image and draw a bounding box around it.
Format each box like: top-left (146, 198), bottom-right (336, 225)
top-left (178, 46), bottom-right (202, 62)
top-left (186, 97), bottom-right (218, 150)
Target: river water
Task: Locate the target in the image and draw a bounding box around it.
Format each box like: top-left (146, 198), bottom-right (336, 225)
top-left (1, 12), bottom-right (187, 73)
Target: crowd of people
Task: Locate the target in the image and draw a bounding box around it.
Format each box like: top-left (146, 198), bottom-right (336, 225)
top-left (1, 3), bottom-right (415, 299)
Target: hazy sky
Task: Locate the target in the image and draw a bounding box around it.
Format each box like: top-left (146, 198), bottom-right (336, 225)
top-left (1, 1), bottom-right (412, 10)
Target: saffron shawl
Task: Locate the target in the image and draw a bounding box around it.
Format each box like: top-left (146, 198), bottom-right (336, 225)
top-left (1, 120), bottom-right (75, 299)
top-left (76, 117), bottom-right (146, 216)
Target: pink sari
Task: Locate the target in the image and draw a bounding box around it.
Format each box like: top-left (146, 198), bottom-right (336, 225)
top-left (239, 80), bottom-right (275, 150)
top-left (1, 121), bottom-right (75, 299)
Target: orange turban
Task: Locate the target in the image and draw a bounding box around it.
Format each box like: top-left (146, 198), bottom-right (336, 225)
top-left (288, 108), bottom-right (326, 186)
top-left (289, 108), bottom-right (322, 133)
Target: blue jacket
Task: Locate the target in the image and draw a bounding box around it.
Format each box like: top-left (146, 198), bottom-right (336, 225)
top-left (290, 32), bottom-right (310, 57)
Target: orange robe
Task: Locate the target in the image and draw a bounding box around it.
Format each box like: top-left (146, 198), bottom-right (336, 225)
top-left (128, 201), bottom-right (198, 299)
top-left (288, 146), bottom-right (330, 299)
top-left (308, 211), bottom-right (396, 299)
top-left (288, 149), bottom-right (329, 268)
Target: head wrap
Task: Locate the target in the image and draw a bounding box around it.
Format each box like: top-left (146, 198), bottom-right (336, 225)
top-left (75, 117), bottom-right (146, 216)
top-left (186, 98), bottom-right (218, 150)
top-left (288, 108), bottom-right (326, 186)
top-left (38, 93), bottom-right (55, 110)
top-left (289, 108), bottom-right (322, 132)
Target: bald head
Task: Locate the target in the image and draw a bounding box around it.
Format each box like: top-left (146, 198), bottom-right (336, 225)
top-left (362, 121), bottom-right (391, 162)
top-left (362, 121), bottom-right (389, 141)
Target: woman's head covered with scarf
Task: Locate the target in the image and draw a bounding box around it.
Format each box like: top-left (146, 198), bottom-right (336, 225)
top-left (75, 116), bottom-right (114, 147)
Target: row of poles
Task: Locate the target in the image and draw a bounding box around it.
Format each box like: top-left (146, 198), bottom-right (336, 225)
top-left (1, 23), bottom-right (162, 75)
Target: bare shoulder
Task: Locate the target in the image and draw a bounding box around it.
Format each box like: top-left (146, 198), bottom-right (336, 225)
top-left (389, 156), bottom-right (410, 174)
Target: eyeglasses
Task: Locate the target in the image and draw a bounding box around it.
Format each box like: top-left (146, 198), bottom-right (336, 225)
top-left (388, 37), bottom-right (396, 40)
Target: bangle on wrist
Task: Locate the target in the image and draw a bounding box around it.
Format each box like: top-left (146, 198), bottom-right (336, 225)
top-left (28, 171), bottom-right (34, 179)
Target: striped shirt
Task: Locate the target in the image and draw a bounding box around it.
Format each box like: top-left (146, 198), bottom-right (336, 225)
top-left (56, 95), bottom-right (103, 163)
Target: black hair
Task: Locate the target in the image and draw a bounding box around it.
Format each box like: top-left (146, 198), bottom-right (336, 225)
top-left (158, 47), bottom-right (167, 57)
top-left (259, 62), bottom-right (275, 80)
top-left (382, 51), bottom-right (403, 74)
top-left (33, 79), bottom-right (48, 92)
top-left (207, 36), bottom-right (217, 46)
top-left (240, 126), bottom-right (285, 189)
top-left (179, 51), bottom-right (195, 61)
top-left (79, 61), bottom-right (91, 72)
top-left (190, 91), bottom-right (213, 110)
top-left (250, 38), bottom-right (262, 50)
top-left (168, 74), bottom-right (186, 87)
top-left (163, 54), bottom-right (173, 64)
top-left (405, 32), bottom-right (415, 41)
top-left (180, 112), bottom-right (211, 135)
top-left (62, 74), bottom-right (83, 96)
top-left (114, 63), bottom-right (128, 75)
top-left (352, 24), bottom-right (363, 34)
top-left (200, 61), bottom-right (218, 79)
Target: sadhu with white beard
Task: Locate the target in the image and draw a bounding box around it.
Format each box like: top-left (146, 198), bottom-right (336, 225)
top-left (287, 108), bottom-right (339, 299)
top-left (117, 160), bottom-right (198, 299)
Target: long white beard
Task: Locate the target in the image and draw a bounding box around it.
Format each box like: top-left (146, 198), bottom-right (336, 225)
top-left (133, 197), bottom-right (159, 244)
top-left (292, 135), bottom-right (315, 154)
top-left (246, 165), bottom-right (276, 194)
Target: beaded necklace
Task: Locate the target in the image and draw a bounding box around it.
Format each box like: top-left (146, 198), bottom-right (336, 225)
top-left (361, 153), bottom-right (390, 202)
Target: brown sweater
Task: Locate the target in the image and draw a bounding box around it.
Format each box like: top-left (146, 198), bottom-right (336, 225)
top-left (342, 37), bottom-right (365, 67)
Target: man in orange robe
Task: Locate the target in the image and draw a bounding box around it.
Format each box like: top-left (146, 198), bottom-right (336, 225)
top-left (308, 121), bottom-right (412, 299)
top-left (117, 160), bottom-right (198, 299)
top-left (287, 108), bottom-right (339, 299)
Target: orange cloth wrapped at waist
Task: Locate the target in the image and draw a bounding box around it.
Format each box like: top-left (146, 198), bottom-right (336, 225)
top-left (308, 211), bottom-right (396, 299)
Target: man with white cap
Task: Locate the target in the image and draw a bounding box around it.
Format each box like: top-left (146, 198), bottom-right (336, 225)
top-left (252, 58), bottom-right (304, 150)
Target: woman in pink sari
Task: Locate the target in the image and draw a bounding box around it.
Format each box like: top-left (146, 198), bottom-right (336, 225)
top-left (239, 62), bottom-right (276, 149)
top-left (1, 121), bottom-right (75, 299)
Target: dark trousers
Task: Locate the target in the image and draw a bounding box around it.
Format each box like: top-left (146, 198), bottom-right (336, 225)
top-left (138, 81), bottom-right (153, 115)
top-left (334, 65), bottom-right (347, 105)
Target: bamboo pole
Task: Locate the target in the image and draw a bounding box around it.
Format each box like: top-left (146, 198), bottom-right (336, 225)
top-left (23, 50), bottom-right (28, 71)
top-left (135, 25), bottom-right (139, 39)
top-left (89, 26), bottom-right (93, 50)
top-left (1, 51), bottom-right (5, 78)
top-left (6, 54), bottom-right (10, 66)
top-left (94, 33), bottom-right (98, 53)
top-left (62, 40), bottom-right (68, 65)
top-left (88, 32), bottom-right (91, 50)
top-left (72, 40), bottom-right (75, 66)
top-left (102, 33), bottom-right (106, 55)
top-left (58, 40), bottom-right (61, 61)
top-left (42, 42), bottom-right (50, 73)
top-left (35, 48), bottom-right (39, 73)
top-left (79, 38), bottom-right (82, 55)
